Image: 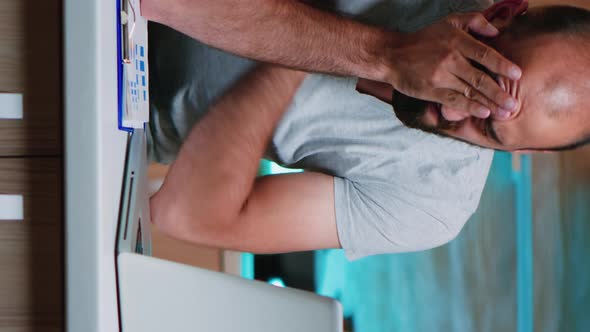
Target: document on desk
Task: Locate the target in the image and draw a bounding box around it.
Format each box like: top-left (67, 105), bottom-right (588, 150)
top-left (120, 0), bottom-right (149, 130)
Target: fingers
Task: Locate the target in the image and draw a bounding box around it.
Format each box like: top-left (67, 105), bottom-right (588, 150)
top-left (449, 13), bottom-right (522, 81)
top-left (463, 87), bottom-right (513, 120)
top-left (458, 85), bottom-right (513, 120)
top-left (449, 12), bottom-right (498, 37)
top-left (432, 86), bottom-right (490, 120)
top-left (451, 56), bottom-right (519, 113)
top-left (459, 33), bottom-right (522, 81)
top-left (461, 12), bottom-right (499, 37)
top-left (433, 76), bottom-right (515, 121)
top-left (441, 106), bottom-right (468, 122)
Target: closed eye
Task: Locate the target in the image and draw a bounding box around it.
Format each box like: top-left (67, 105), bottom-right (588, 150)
top-left (485, 119), bottom-right (504, 145)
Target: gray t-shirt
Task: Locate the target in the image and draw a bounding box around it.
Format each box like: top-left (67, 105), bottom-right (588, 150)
top-left (147, 0), bottom-right (495, 260)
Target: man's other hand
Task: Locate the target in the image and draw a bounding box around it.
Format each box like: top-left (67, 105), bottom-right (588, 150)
top-left (374, 12), bottom-right (522, 120)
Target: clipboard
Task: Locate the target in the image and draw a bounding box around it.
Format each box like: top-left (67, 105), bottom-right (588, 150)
top-left (117, 0), bottom-right (150, 131)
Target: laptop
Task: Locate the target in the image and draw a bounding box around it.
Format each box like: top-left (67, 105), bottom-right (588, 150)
top-left (114, 129), bottom-right (343, 332)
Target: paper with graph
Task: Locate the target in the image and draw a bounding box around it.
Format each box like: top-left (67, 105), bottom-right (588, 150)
top-left (120, 0), bottom-right (149, 129)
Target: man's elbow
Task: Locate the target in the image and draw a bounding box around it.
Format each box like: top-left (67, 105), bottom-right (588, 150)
top-left (149, 189), bottom-right (240, 247)
top-left (149, 190), bottom-right (183, 237)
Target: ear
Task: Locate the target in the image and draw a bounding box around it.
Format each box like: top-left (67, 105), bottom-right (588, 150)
top-left (483, 0), bottom-right (529, 31)
top-left (489, 17), bottom-right (511, 32)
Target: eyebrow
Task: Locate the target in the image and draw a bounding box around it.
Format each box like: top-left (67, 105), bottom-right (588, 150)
top-left (473, 62), bottom-right (506, 145)
top-left (486, 119), bottom-right (504, 145)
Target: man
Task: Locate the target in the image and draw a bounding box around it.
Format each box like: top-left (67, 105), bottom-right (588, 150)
top-left (148, 2), bottom-right (590, 260)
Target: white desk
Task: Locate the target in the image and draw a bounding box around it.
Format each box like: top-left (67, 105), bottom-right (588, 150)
top-left (65, 0), bottom-right (126, 331)
top-left (64, 2), bottom-right (343, 332)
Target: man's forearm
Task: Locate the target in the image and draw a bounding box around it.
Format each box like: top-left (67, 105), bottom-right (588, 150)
top-left (142, 0), bottom-right (393, 82)
top-left (152, 65), bottom-right (306, 229)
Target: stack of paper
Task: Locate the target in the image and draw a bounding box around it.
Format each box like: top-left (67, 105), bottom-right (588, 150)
top-left (120, 0), bottom-right (149, 130)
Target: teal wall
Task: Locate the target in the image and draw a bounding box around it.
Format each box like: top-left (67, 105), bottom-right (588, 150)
top-left (315, 153), bottom-right (532, 332)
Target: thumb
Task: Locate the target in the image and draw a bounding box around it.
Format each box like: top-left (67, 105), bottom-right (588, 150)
top-left (441, 106), bottom-right (469, 122)
top-left (452, 13), bottom-right (499, 37)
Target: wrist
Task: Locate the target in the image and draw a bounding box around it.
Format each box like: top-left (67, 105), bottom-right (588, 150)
top-left (140, 0), bottom-right (163, 22)
top-left (356, 29), bottom-right (402, 86)
top-left (141, 0), bottom-right (174, 23)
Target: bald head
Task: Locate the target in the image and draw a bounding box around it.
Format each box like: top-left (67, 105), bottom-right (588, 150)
top-left (392, 5), bottom-right (590, 151)
top-left (503, 5), bottom-right (590, 39)
top-left (487, 5), bottom-right (590, 150)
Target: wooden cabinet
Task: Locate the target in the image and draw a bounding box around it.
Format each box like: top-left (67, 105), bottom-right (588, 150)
top-left (0, 0), bottom-right (62, 157)
top-left (0, 159), bottom-right (62, 332)
top-left (0, 0), bottom-right (63, 331)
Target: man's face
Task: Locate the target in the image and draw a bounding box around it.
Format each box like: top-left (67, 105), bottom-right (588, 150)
top-left (393, 21), bottom-right (590, 151)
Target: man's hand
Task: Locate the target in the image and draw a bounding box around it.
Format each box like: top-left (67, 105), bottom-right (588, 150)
top-left (374, 12), bottom-right (522, 120)
top-left (143, 0), bottom-right (520, 120)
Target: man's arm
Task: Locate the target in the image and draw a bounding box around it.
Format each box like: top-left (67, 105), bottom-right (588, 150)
top-left (141, 0), bottom-right (521, 119)
top-left (142, 0), bottom-right (384, 82)
top-left (150, 65), bottom-right (341, 253)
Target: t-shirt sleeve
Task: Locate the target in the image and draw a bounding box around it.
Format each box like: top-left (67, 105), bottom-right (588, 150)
top-left (333, 149), bottom-right (493, 261)
top-left (269, 73), bottom-right (494, 261)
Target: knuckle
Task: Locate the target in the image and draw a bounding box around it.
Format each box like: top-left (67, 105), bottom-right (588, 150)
top-left (471, 73), bottom-right (486, 89)
top-left (432, 71), bottom-right (446, 85)
top-left (464, 86), bottom-right (474, 99)
top-left (470, 12), bottom-right (485, 23)
top-left (475, 47), bottom-right (490, 61)
top-left (430, 72), bottom-right (441, 85)
top-left (450, 51), bottom-right (462, 63)
top-left (441, 55), bottom-right (452, 67)
top-left (445, 14), bottom-right (458, 23)
top-left (443, 51), bottom-right (460, 65)
top-left (446, 92), bottom-right (460, 104)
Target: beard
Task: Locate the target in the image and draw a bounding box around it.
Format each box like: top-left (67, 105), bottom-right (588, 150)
top-left (391, 91), bottom-right (462, 137)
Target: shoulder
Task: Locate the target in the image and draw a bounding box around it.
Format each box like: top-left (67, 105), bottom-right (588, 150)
top-left (334, 145), bottom-right (491, 259)
top-left (337, 141), bottom-right (494, 239)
